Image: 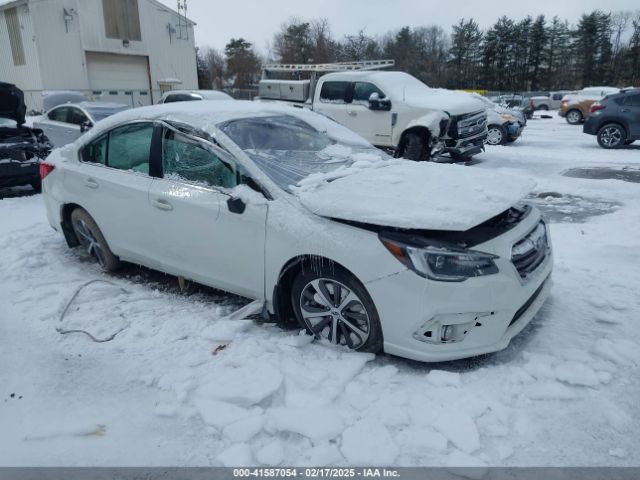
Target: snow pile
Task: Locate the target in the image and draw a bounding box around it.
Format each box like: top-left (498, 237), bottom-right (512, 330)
top-left (1, 114), bottom-right (640, 466)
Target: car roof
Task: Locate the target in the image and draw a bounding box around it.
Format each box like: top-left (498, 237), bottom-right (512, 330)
top-left (84, 100), bottom-right (309, 135)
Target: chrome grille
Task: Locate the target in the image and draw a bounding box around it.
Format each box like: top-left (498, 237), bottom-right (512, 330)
top-left (511, 222), bottom-right (549, 279)
top-left (449, 110), bottom-right (487, 139)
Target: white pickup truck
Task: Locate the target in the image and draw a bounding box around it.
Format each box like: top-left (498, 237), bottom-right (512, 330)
top-left (259, 65), bottom-right (488, 161)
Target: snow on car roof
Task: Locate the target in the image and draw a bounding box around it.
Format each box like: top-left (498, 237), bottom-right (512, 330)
top-left (77, 100), bottom-right (370, 149)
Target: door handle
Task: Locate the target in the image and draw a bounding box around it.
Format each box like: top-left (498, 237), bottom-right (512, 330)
top-left (85, 179), bottom-right (99, 189)
top-left (348, 111), bottom-right (357, 116)
top-left (152, 199), bottom-right (173, 211)
top-left (620, 108), bottom-right (630, 113)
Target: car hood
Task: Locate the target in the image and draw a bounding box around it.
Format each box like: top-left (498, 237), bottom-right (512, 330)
top-left (403, 88), bottom-right (487, 117)
top-left (0, 82), bottom-right (26, 126)
top-left (296, 160), bottom-right (534, 231)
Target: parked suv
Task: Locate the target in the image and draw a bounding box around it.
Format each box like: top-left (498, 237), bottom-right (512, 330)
top-left (583, 88), bottom-right (640, 148)
top-left (559, 87), bottom-right (620, 125)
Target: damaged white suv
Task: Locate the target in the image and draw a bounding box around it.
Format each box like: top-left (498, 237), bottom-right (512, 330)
top-left (41, 101), bottom-right (552, 362)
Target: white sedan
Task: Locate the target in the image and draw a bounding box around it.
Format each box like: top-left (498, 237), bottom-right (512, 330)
top-left (33, 102), bottom-right (129, 147)
top-left (41, 101), bottom-right (552, 362)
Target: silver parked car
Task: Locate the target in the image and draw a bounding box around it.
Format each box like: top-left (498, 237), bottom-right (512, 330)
top-left (33, 102), bottom-right (129, 147)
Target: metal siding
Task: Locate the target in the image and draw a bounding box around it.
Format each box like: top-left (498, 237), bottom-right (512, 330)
top-left (30, 0), bottom-right (88, 92)
top-left (0, 3), bottom-right (43, 110)
top-left (0, 0), bottom-right (197, 109)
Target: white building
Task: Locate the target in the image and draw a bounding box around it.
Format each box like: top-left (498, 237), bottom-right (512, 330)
top-left (0, 0), bottom-right (198, 111)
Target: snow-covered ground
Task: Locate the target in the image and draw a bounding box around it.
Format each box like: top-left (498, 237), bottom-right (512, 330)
top-left (1, 113), bottom-right (639, 466)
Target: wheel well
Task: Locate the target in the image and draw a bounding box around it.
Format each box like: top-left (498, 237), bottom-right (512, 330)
top-left (60, 203), bottom-right (82, 247)
top-left (272, 255), bottom-right (356, 328)
top-left (395, 126), bottom-right (431, 157)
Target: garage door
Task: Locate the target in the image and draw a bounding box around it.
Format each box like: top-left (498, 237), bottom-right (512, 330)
top-left (86, 52), bottom-right (152, 107)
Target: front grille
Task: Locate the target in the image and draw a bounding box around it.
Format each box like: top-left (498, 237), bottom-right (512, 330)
top-left (511, 221), bottom-right (549, 279)
top-left (448, 110), bottom-right (487, 139)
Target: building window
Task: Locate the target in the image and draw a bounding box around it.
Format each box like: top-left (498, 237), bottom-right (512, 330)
top-left (102, 0), bottom-right (141, 41)
top-left (5, 7), bottom-right (25, 66)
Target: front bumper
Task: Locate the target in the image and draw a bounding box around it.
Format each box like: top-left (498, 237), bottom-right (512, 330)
top-left (506, 122), bottom-right (524, 141)
top-left (366, 210), bottom-right (553, 362)
top-left (444, 132), bottom-right (487, 157)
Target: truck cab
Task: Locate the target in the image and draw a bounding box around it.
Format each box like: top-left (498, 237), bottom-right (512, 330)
top-left (258, 62), bottom-right (488, 161)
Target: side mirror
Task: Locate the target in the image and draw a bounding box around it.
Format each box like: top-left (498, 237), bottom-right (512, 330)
top-left (368, 93), bottom-right (391, 111)
top-left (227, 196), bottom-right (246, 214)
top-left (80, 121), bottom-right (92, 133)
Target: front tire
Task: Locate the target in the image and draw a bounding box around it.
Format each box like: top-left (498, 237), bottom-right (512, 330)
top-left (597, 124), bottom-right (626, 149)
top-left (566, 109), bottom-right (583, 125)
top-left (291, 267), bottom-right (383, 353)
top-left (486, 125), bottom-right (507, 145)
top-left (70, 208), bottom-right (121, 271)
top-left (402, 132), bottom-right (431, 161)
top-left (538, 104), bottom-right (549, 111)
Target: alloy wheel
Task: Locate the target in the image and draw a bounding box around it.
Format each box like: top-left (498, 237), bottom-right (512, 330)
top-left (600, 127), bottom-right (623, 147)
top-left (73, 219), bottom-right (106, 267)
top-left (299, 278), bottom-right (371, 349)
top-left (567, 111), bottom-right (581, 124)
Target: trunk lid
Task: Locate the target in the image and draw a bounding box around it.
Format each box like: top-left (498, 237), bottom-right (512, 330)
top-left (0, 82), bottom-right (27, 126)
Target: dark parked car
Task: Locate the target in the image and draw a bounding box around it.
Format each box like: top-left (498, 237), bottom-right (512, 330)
top-left (1, 82), bottom-right (51, 191)
top-left (583, 88), bottom-right (640, 149)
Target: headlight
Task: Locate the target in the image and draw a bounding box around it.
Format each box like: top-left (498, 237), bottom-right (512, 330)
top-left (379, 234), bottom-right (499, 282)
top-left (501, 113), bottom-right (514, 122)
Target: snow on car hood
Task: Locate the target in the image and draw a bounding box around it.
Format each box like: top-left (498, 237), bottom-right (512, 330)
top-left (295, 160), bottom-right (535, 231)
top-left (373, 72), bottom-right (487, 116)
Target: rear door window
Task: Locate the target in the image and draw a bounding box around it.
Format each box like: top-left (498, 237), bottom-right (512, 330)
top-left (107, 123), bottom-right (153, 174)
top-left (319, 82), bottom-right (350, 104)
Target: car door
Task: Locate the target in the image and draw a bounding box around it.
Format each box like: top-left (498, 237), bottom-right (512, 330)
top-left (64, 121), bottom-right (156, 265)
top-left (313, 81), bottom-right (351, 126)
top-left (344, 81), bottom-right (393, 146)
top-left (35, 106), bottom-right (74, 147)
top-left (147, 124), bottom-right (267, 299)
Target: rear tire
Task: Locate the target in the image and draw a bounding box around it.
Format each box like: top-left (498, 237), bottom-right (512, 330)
top-left (291, 266), bottom-right (383, 353)
top-left (402, 132), bottom-right (431, 161)
top-left (566, 109), bottom-right (583, 125)
top-left (597, 124), bottom-right (626, 149)
top-left (539, 104), bottom-right (549, 111)
top-left (70, 208), bottom-right (121, 271)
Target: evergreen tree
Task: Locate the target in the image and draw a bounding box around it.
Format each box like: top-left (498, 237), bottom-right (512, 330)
top-left (224, 38), bottom-right (260, 89)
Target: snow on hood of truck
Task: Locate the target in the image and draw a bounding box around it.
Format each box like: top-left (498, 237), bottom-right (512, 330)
top-left (325, 71), bottom-right (487, 117)
top-left (295, 160), bottom-right (535, 231)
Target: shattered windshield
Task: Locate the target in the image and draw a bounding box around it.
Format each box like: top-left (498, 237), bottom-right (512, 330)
top-left (218, 114), bottom-right (385, 191)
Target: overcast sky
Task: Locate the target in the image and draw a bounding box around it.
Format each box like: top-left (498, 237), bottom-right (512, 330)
top-left (158, 0), bottom-right (639, 54)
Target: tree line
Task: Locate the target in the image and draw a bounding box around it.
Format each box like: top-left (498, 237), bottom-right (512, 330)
top-left (196, 10), bottom-right (640, 92)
